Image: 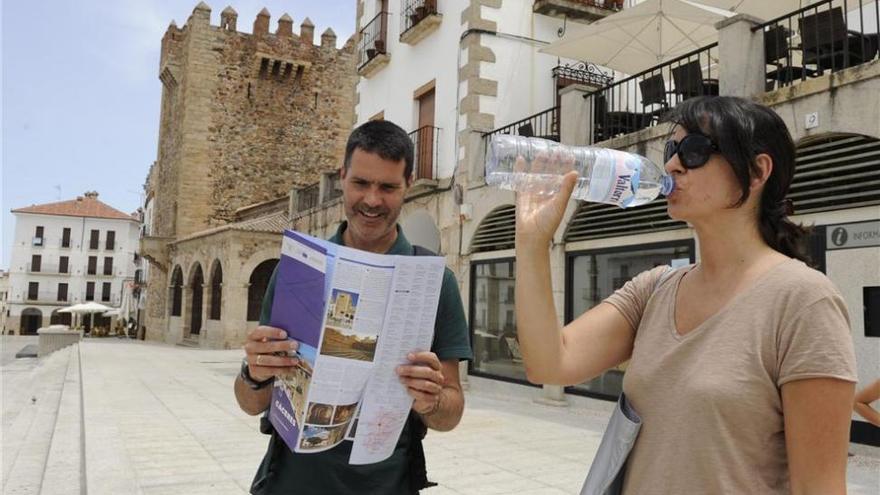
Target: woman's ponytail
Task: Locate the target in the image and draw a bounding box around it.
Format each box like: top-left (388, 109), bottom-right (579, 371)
top-left (758, 197), bottom-right (811, 263)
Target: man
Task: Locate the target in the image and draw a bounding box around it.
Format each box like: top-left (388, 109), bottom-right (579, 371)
top-left (234, 120), bottom-right (472, 494)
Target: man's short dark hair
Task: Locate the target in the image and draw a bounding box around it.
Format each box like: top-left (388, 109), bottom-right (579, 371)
top-left (343, 120), bottom-right (414, 180)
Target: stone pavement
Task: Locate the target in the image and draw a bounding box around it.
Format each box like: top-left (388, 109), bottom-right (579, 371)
top-left (2, 338), bottom-right (878, 494)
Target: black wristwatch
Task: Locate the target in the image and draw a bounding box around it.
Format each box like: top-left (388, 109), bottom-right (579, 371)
top-left (240, 358), bottom-right (274, 390)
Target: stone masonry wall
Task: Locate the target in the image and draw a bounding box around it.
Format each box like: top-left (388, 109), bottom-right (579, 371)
top-left (148, 3), bottom-right (357, 240)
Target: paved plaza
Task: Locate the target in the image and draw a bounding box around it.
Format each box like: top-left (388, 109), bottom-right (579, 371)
top-left (2, 336), bottom-right (878, 494)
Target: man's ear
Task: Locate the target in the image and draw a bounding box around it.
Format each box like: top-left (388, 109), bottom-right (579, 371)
top-left (751, 153), bottom-right (773, 191)
top-left (340, 165), bottom-right (347, 181)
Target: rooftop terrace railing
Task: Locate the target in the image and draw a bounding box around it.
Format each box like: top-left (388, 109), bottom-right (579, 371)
top-left (584, 42), bottom-right (719, 144)
top-left (755, 0), bottom-right (879, 91)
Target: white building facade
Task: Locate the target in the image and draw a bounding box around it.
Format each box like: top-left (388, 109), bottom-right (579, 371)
top-left (7, 192), bottom-right (140, 334)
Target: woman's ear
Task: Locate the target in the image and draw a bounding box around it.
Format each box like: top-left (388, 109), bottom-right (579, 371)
top-left (751, 153), bottom-right (773, 191)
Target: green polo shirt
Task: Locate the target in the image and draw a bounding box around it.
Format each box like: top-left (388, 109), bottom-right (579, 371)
top-left (250, 223), bottom-right (472, 495)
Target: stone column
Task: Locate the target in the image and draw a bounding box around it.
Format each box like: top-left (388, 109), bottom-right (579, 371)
top-left (560, 84), bottom-right (595, 147)
top-left (716, 14), bottom-right (766, 98)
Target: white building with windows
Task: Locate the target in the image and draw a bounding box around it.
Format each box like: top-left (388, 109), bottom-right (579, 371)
top-left (285, 0), bottom-right (880, 447)
top-left (7, 191), bottom-right (140, 334)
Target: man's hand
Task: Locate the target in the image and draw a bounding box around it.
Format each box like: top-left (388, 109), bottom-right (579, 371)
top-left (397, 351), bottom-right (445, 415)
top-left (243, 325), bottom-right (301, 382)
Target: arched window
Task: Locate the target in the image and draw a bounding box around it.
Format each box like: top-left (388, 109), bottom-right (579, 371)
top-left (209, 260), bottom-right (223, 320)
top-left (247, 259), bottom-right (279, 321)
top-left (189, 264), bottom-right (204, 335)
top-left (20, 307), bottom-right (43, 335)
top-left (469, 205), bottom-right (515, 253)
top-left (170, 266), bottom-right (183, 317)
top-left (50, 309), bottom-right (72, 326)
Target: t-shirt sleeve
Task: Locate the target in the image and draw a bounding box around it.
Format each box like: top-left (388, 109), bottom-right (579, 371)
top-left (431, 268), bottom-right (473, 362)
top-left (602, 265), bottom-right (670, 333)
top-left (776, 294), bottom-right (858, 387)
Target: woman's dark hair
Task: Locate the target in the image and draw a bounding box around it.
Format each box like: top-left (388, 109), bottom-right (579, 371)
top-left (343, 120), bottom-right (414, 180)
top-left (665, 96), bottom-right (810, 263)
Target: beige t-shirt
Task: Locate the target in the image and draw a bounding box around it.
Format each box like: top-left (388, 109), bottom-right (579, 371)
top-left (603, 259), bottom-right (857, 494)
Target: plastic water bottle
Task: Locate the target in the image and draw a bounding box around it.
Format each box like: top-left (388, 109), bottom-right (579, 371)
top-left (485, 134), bottom-right (674, 208)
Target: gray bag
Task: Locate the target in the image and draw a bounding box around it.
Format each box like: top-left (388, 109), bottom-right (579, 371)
top-left (579, 392), bottom-right (641, 495)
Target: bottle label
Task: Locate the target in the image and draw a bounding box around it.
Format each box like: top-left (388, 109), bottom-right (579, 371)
top-left (586, 152), bottom-right (637, 206)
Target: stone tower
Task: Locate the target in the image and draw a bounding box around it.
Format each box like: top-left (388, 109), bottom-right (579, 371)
top-left (149, 3), bottom-right (357, 239)
top-left (141, 3), bottom-right (357, 346)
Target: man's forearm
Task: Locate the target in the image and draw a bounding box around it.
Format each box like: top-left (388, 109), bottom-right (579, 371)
top-left (234, 376), bottom-right (273, 416)
top-left (419, 387), bottom-right (464, 432)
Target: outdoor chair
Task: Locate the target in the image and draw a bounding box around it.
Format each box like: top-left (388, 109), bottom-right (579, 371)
top-left (592, 93), bottom-right (650, 142)
top-left (764, 24), bottom-right (817, 90)
top-left (799, 7), bottom-right (879, 72)
top-left (672, 61), bottom-right (719, 100)
top-left (638, 74), bottom-right (669, 125)
top-left (518, 122), bottom-right (535, 137)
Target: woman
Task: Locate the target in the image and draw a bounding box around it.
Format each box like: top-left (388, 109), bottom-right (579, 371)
top-left (514, 97), bottom-right (857, 494)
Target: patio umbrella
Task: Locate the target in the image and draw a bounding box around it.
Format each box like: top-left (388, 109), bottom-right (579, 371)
top-left (74, 302), bottom-right (113, 331)
top-left (542, 0), bottom-right (735, 74)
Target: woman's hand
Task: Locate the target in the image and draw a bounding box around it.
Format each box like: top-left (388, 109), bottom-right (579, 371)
top-left (515, 149), bottom-right (579, 248)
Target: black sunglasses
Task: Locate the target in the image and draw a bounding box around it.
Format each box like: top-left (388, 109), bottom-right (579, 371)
top-left (663, 133), bottom-right (719, 169)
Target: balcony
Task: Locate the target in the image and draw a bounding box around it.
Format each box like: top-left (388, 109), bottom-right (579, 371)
top-left (290, 171), bottom-right (345, 215)
top-left (484, 106), bottom-right (561, 143)
top-left (26, 263), bottom-right (71, 276)
top-left (533, 0), bottom-right (622, 23)
top-left (22, 291), bottom-right (70, 305)
top-left (583, 43), bottom-right (719, 143)
top-left (757, 0), bottom-right (880, 91)
top-left (358, 11), bottom-right (390, 78)
top-left (400, 0), bottom-right (442, 46)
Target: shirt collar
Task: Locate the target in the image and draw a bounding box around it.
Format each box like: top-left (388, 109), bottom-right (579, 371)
top-left (329, 221), bottom-right (412, 255)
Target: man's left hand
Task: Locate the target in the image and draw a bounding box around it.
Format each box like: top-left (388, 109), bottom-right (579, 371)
top-left (397, 351), bottom-right (445, 415)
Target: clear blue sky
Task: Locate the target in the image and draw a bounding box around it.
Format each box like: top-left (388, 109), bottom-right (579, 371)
top-left (1, 1), bottom-right (356, 270)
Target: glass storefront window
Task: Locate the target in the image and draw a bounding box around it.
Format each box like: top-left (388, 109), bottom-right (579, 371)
top-left (469, 259), bottom-right (526, 382)
top-left (566, 241), bottom-right (694, 397)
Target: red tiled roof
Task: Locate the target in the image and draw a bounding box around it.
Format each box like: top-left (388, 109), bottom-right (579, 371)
top-left (12, 195), bottom-right (136, 221)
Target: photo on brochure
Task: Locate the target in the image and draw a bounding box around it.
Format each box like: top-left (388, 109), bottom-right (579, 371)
top-left (300, 423), bottom-right (349, 451)
top-left (276, 343), bottom-right (317, 427)
top-left (306, 402), bottom-right (334, 425)
top-left (333, 403), bottom-right (358, 424)
top-left (319, 290), bottom-right (378, 362)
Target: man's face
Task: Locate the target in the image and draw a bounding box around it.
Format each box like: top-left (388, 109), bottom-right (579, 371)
top-left (340, 148), bottom-right (411, 251)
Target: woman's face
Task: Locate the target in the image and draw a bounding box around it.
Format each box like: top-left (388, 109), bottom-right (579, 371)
top-left (664, 126), bottom-right (746, 224)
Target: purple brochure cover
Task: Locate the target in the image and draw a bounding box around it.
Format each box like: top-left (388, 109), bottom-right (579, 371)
top-left (269, 231), bottom-right (326, 348)
top-left (268, 231), bottom-right (328, 451)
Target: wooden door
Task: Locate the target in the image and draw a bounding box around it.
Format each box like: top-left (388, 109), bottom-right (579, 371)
top-left (417, 89), bottom-right (435, 180)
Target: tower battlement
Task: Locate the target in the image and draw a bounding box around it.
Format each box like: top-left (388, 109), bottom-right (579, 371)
top-left (148, 2), bottom-right (358, 240)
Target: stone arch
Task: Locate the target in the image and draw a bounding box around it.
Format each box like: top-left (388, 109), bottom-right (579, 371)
top-left (208, 259), bottom-right (223, 321)
top-left (20, 307), bottom-right (42, 335)
top-left (468, 204), bottom-right (516, 253)
top-left (169, 265), bottom-right (183, 317)
top-left (186, 263), bottom-right (205, 336)
top-left (247, 259), bottom-right (279, 322)
top-left (50, 308), bottom-right (72, 326)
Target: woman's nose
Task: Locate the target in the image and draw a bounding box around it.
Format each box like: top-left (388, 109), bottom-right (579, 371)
top-left (664, 154), bottom-right (685, 175)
